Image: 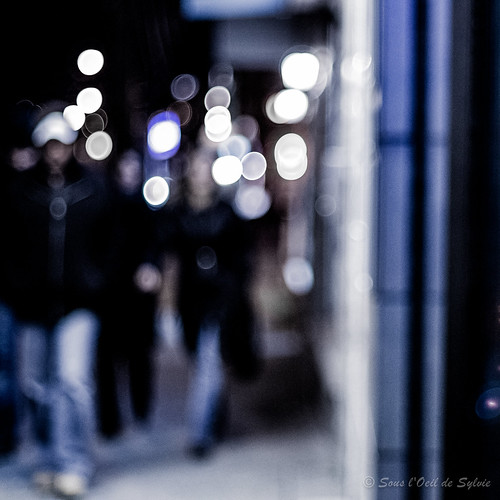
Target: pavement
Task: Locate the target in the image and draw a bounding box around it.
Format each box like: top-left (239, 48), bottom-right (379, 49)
top-left (0, 333), bottom-right (341, 500)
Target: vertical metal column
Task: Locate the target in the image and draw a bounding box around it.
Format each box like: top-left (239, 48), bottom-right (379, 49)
top-left (333, 1), bottom-right (378, 498)
top-left (407, 1), bottom-right (427, 496)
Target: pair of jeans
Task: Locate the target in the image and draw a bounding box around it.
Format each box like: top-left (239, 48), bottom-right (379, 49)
top-left (18, 309), bottom-right (99, 479)
top-left (0, 302), bottom-right (17, 453)
top-left (187, 322), bottom-right (225, 448)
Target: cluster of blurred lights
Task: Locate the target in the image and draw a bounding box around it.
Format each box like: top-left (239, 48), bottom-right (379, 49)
top-left (63, 49), bottom-right (112, 161)
top-left (265, 49), bottom-right (322, 126)
top-left (204, 86), bottom-right (232, 143)
top-left (166, 73), bottom-right (200, 128)
top-left (143, 73), bottom-right (201, 207)
top-left (266, 48), bottom-right (330, 182)
top-left (200, 74), bottom-right (270, 219)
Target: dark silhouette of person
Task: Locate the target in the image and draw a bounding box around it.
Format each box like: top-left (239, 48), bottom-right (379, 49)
top-left (96, 148), bottom-right (162, 438)
top-left (162, 146), bottom-right (260, 458)
top-left (2, 105), bottom-right (116, 497)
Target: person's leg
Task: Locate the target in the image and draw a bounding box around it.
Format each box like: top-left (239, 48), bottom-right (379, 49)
top-left (186, 322), bottom-right (225, 456)
top-left (0, 303), bottom-right (18, 454)
top-left (96, 332), bottom-right (122, 438)
top-left (128, 299), bottom-right (156, 424)
top-left (51, 309), bottom-right (99, 486)
top-left (17, 321), bottom-right (53, 490)
top-left (129, 344), bottom-right (154, 423)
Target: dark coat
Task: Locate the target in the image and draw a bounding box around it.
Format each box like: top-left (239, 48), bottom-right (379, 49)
top-left (168, 198), bottom-right (260, 379)
top-left (100, 183), bottom-right (160, 349)
top-left (2, 159), bottom-right (115, 326)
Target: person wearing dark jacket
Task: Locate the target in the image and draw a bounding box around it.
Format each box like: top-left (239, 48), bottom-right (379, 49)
top-left (2, 109), bottom-right (115, 498)
top-left (96, 149), bottom-right (162, 438)
top-left (163, 146), bottom-right (260, 458)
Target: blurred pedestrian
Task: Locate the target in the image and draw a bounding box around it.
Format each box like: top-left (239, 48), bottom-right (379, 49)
top-left (96, 148), bottom-right (162, 438)
top-left (162, 146), bottom-right (260, 458)
top-left (0, 102), bottom-right (40, 456)
top-left (2, 105), bottom-right (116, 498)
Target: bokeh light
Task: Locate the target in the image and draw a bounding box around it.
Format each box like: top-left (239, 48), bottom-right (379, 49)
top-left (241, 151), bottom-right (267, 180)
top-left (204, 106), bottom-right (232, 143)
top-left (208, 63), bottom-right (234, 90)
top-left (271, 88), bottom-right (309, 124)
top-left (315, 194), bottom-right (337, 217)
top-left (233, 114), bottom-right (259, 142)
top-left (143, 176), bottom-right (170, 207)
top-left (63, 105), bottom-right (86, 131)
top-left (476, 388), bottom-right (500, 419)
top-left (77, 49), bottom-right (104, 76)
top-left (234, 184), bottom-right (271, 220)
top-left (211, 155), bottom-right (242, 186)
top-left (204, 86), bottom-right (231, 110)
top-left (83, 113), bottom-right (105, 134)
top-left (167, 101), bottom-right (193, 127)
top-left (170, 74), bottom-right (199, 101)
top-left (85, 130), bottom-right (113, 160)
top-left (196, 246), bottom-right (217, 271)
top-left (274, 133), bottom-right (308, 180)
top-left (147, 111), bottom-right (181, 160)
top-left (217, 134), bottom-right (251, 159)
top-left (76, 87), bottom-right (103, 114)
top-left (281, 52), bottom-right (320, 91)
top-left (282, 257), bottom-right (315, 295)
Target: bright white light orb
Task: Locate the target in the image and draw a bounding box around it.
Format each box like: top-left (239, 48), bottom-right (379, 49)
top-left (143, 176), bottom-right (170, 207)
top-left (242, 151), bottom-right (267, 180)
top-left (204, 86), bottom-right (231, 110)
top-left (77, 49), bottom-right (104, 76)
top-left (274, 89), bottom-right (309, 124)
top-left (147, 111), bottom-right (181, 160)
top-left (63, 105), bottom-right (86, 131)
top-left (276, 156), bottom-right (308, 180)
top-left (76, 87), bottom-right (103, 114)
top-left (274, 133), bottom-right (308, 180)
top-left (281, 52), bottom-right (320, 91)
top-left (148, 121), bottom-right (181, 154)
top-left (204, 106), bottom-right (232, 143)
top-left (282, 257), bottom-right (314, 295)
top-left (211, 155), bottom-right (242, 186)
top-left (85, 131), bottom-right (113, 160)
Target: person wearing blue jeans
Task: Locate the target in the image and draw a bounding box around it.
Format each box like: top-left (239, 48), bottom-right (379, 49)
top-left (162, 146), bottom-right (261, 458)
top-left (186, 322), bottom-right (225, 455)
top-left (2, 106), bottom-right (116, 497)
top-left (18, 310), bottom-right (100, 487)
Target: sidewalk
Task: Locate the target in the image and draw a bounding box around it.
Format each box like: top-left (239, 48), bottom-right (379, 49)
top-left (0, 335), bottom-right (341, 499)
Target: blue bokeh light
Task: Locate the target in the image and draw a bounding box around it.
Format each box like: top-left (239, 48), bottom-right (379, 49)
top-left (147, 111), bottom-right (181, 160)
